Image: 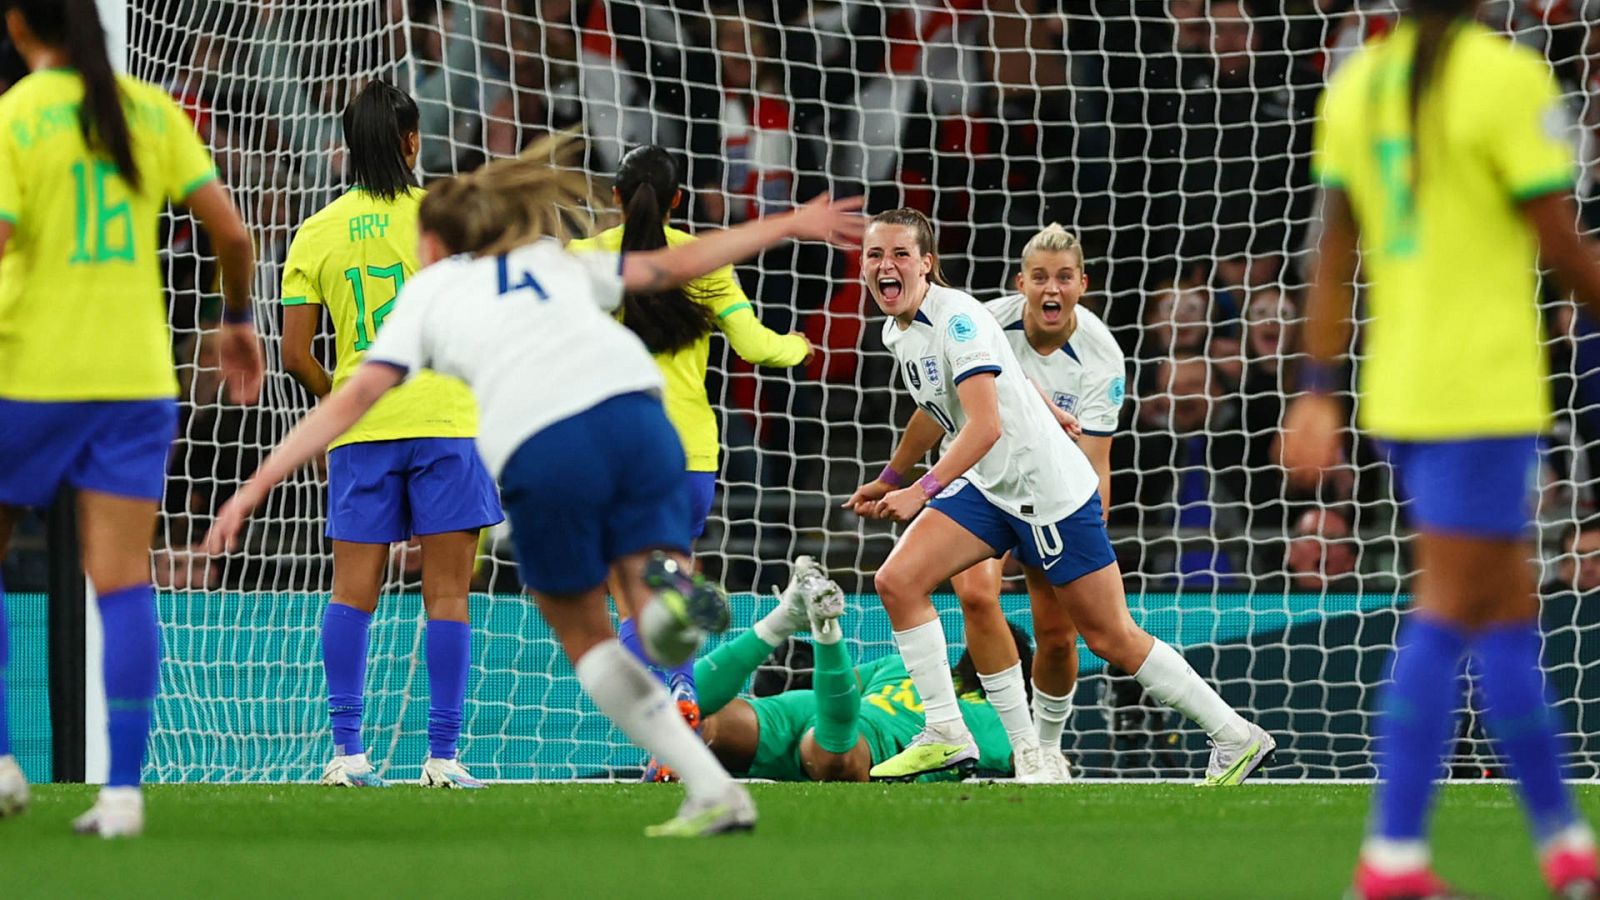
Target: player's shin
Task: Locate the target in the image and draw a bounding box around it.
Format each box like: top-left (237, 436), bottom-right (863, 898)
top-left (99, 584), bottom-right (160, 788)
top-left (892, 620), bottom-right (967, 737)
top-left (977, 663), bottom-right (1039, 754)
top-left (1473, 620), bottom-right (1586, 845)
top-left (1131, 638), bottom-right (1250, 749)
top-left (576, 639), bottom-right (733, 801)
top-left (1033, 689), bottom-right (1073, 748)
top-left (811, 624), bottom-right (861, 753)
top-left (695, 629), bottom-right (784, 717)
top-left (425, 619), bottom-right (470, 760)
top-left (1369, 616), bottom-right (1468, 849)
top-left (322, 603), bottom-right (371, 757)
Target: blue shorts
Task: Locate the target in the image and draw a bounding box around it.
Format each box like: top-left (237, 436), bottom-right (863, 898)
top-left (0, 398), bottom-right (177, 507)
top-left (1384, 435), bottom-right (1539, 539)
top-left (928, 480), bottom-right (1115, 585)
top-left (326, 437), bottom-right (503, 543)
top-left (499, 391), bottom-right (692, 596)
top-left (686, 470), bottom-right (716, 539)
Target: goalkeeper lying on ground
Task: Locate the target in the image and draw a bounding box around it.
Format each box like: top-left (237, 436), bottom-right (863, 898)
top-left (687, 557), bottom-right (1027, 782)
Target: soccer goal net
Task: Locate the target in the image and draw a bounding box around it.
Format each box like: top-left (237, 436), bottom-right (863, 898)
top-left (124, 0), bottom-right (1600, 782)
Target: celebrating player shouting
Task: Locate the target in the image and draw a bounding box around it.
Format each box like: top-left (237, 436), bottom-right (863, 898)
top-left (946, 223), bottom-right (1127, 780)
top-left (847, 209), bottom-right (1270, 785)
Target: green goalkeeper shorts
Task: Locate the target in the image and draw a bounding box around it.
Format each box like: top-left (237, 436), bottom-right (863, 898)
top-left (746, 690), bottom-right (818, 782)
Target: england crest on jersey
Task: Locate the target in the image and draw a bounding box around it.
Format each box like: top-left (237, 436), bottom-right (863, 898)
top-left (922, 356), bottom-right (942, 390)
top-left (1052, 391), bottom-right (1079, 415)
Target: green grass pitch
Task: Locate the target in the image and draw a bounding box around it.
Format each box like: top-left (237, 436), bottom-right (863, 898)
top-left (2, 782), bottom-right (1592, 898)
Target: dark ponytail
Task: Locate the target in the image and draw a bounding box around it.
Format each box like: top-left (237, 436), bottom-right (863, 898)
top-left (614, 145), bottom-right (714, 355)
top-left (5, 0), bottom-right (139, 189)
top-left (342, 81), bottom-right (419, 201)
top-left (1405, 0), bottom-right (1476, 184)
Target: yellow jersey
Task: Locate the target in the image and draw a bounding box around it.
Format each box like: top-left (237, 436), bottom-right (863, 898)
top-left (1313, 21), bottom-right (1573, 439)
top-left (0, 70), bottom-right (217, 400)
top-left (280, 187), bottom-right (477, 449)
top-left (569, 224), bottom-right (808, 471)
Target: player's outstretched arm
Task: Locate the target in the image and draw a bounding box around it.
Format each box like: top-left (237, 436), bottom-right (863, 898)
top-left (622, 194), bottom-right (865, 295)
top-left (204, 362), bottom-right (404, 553)
top-left (875, 373), bottom-right (1003, 522)
top-left (845, 408), bottom-right (945, 517)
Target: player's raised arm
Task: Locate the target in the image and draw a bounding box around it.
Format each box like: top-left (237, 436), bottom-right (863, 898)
top-left (621, 192), bottom-right (864, 295)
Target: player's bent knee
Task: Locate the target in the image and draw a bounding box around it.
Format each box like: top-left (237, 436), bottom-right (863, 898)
top-left (956, 586), bottom-right (1000, 617)
top-left (1081, 624), bottom-right (1144, 672)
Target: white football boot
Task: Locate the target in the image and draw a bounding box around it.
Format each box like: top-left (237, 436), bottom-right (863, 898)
top-left (644, 781), bottom-right (757, 837)
top-left (0, 754), bottom-right (29, 816)
top-left (420, 757), bottom-right (485, 789)
top-left (321, 752), bottom-right (387, 787)
top-left (1202, 722), bottom-right (1276, 786)
top-left (1043, 746), bottom-right (1075, 783)
top-left (73, 786), bottom-right (143, 838)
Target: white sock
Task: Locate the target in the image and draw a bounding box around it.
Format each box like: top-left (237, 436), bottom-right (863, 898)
top-left (892, 620), bottom-right (966, 732)
top-left (1360, 836), bottom-right (1430, 873)
top-left (1032, 688), bottom-right (1074, 747)
top-left (977, 662), bottom-right (1039, 753)
top-left (575, 639), bottom-right (732, 801)
top-left (1132, 640), bottom-right (1250, 748)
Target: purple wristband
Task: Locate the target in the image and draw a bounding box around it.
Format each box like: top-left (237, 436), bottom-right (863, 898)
top-left (877, 466), bottom-right (905, 488)
top-left (917, 472), bottom-right (943, 499)
top-left (221, 303), bottom-right (255, 326)
top-left (1299, 361), bottom-right (1338, 395)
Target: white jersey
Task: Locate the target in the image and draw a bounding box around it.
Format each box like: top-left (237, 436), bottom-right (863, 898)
top-left (366, 239), bottom-right (662, 476)
top-left (882, 284), bottom-right (1100, 524)
top-left (983, 295), bottom-right (1127, 436)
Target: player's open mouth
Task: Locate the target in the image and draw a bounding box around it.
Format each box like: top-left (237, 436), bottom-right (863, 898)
top-left (1041, 299), bottom-right (1063, 323)
top-left (879, 277), bottom-right (902, 301)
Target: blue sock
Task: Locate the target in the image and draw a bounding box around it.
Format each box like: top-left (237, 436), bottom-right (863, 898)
top-left (666, 657), bottom-right (697, 700)
top-left (1474, 619), bottom-right (1579, 843)
top-left (425, 619), bottom-right (470, 760)
top-left (99, 584), bottom-right (160, 788)
top-left (0, 571), bottom-right (10, 758)
top-left (322, 603), bottom-right (371, 757)
top-left (616, 617), bottom-right (671, 686)
top-left (1373, 615), bottom-right (1470, 842)
top-left (617, 617), bottom-right (651, 668)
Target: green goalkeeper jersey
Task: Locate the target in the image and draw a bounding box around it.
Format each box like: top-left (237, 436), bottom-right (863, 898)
top-left (744, 653), bottom-right (1015, 781)
top-left (851, 656), bottom-right (1013, 774)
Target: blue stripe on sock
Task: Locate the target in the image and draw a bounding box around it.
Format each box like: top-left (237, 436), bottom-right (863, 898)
top-left (322, 603), bottom-right (371, 757)
top-left (1474, 619), bottom-right (1579, 843)
top-left (1373, 614), bottom-right (1470, 842)
top-left (98, 584), bottom-right (160, 787)
top-left (425, 619), bottom-right (470, 760)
